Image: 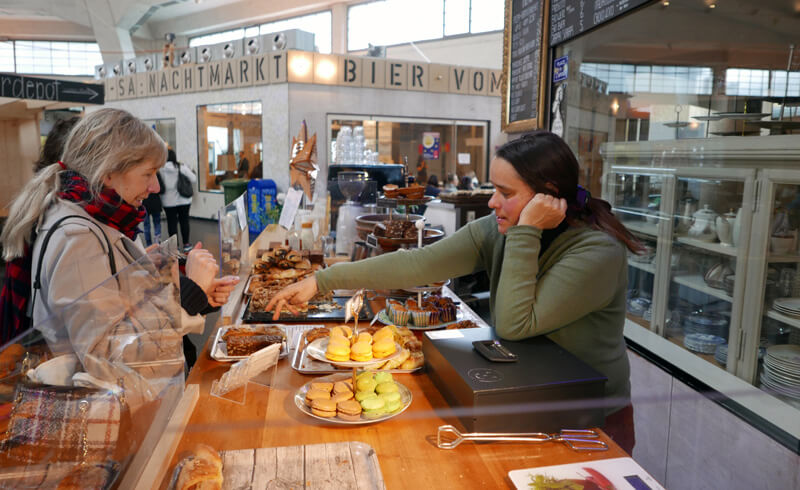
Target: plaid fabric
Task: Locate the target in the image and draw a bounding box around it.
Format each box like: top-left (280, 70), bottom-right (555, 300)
top-left (3, 384), bottom-right (122, 465)
top-left (0, 461), bottom-right (119, 489)
top-left (0, 171), bottom-right (145, 343)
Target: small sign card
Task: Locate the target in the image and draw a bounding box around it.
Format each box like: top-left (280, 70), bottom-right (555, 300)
top-left (210, 343), bottom-right (281, 397)
top-left (278, 187), bottom-right (304, 230)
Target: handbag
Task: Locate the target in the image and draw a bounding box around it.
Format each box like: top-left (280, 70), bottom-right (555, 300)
top-left (175, 161), bottom-right (194, 198)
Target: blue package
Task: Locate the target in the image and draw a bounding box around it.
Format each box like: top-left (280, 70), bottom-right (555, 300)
top-left (247, 179), bottom-right (278, 235)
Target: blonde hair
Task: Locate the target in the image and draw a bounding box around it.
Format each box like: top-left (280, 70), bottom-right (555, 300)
top-left (1, 108), bottom-right (166, 260)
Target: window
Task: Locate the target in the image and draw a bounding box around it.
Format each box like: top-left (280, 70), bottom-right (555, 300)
top-left (348, 0), bottom-right (504, 51)
top-left (190, 11), bottom-right (332, 54)
top-left (580, 63), bottom-right (712, 95)
top-left (5, 40), bottom-right (101, 76)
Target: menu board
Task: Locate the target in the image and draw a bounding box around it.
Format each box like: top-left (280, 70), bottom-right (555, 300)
top-left (502, 0), bottom-right (548, 132)
top-left (550, 0), bottom-right (651, 45)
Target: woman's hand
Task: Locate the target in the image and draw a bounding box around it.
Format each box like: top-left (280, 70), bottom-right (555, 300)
top-left (265, 276), bottom-right (319, 321)
top-left (185, 242), bottom-right (218, 294)
top-left (518, 193), bottom-right (567, 230)
top-left (207, 275), bottom-right (240, 307)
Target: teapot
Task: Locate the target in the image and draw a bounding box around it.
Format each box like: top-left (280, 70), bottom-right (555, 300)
top-left (716, 209), bottom-right (736, 247)
top-left (688, 205), bottom-right (718, 242)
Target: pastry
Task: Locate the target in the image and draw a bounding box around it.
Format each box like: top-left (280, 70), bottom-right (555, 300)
top-left (325, 336), bottom-right (350, 362)
top-left (360, 396), bottom-right (386, 419)
top-left (372, 337), bottom-right (396, 358)
top-left (375, 382), bottom-right (399, 395)
top-left (333, 380), bottom-right (353, 394)
top-left (372, 326), bottom-right (394, 343)
top-left (400, 351), bottom-right (424, 370)
top-left (350, 341), bottom-right (373, 362)
top-left (379, 348), bottom-right (411, 370)
top-left (304, 327), bottom-right (330, 344)
top-left (305, 388), bottom-right (330, 407)
top-left (331, 390), bottom-right (353, 403)
top-left (330, 325), bottom-right (353, 339)
top-left (379, 391), bottom-right (403, 413)
top-left (337, 399), bottom-right (363, 421)
top-left (310, 382), bottom-right (333, 393)
top-left (382, 184), bottom-right (400, 198)
top-left (387, 304), bottom-right (410, 325)
top-left (176, 444), bottom-right (223, 490)
top-left (311, 398), bottom-right (337, 418)
top-left (355, 332), bottom-right (373, 345)
top-left (225, 334), bottom-right (282, 356)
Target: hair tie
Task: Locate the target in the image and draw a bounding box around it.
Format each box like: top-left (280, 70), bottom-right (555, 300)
top-left (575, 185), bottom-right (591, 210)
top-left (57, 161), bottom-right (66, 170)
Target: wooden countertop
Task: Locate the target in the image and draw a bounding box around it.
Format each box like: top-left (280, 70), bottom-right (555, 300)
top-left (164, 297), bottom-right (627, 489)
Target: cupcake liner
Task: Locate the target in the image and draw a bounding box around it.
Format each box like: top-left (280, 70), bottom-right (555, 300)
top-left (411, 309), bottom-right (431, 327)
top-left (388, 307), bottom-right (410, 326)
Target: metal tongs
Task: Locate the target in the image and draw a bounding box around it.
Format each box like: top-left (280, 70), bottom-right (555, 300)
top-left (436, 425), bottom-right (608, 452)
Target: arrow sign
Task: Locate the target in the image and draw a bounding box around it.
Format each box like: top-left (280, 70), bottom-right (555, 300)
top-left (0, 72), bottom-right (104, 104)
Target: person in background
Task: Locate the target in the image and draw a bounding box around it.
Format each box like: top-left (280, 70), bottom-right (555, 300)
top-left (444, 173), bottom-right (459, 193)
top-left (0, 108), bottom-right (238, 387)
top-left (250, 160), bottom-right (263, 180)
top-left (159, 149), bottom-right (196, 252)
top-left (458, 175), bottom-right (474, 191)
top-left (266, 131), bottom-right (644, 453)
top-left (237, 150), bottom-right (250, 178)
top-left (425, 174), bottom-right (441, 198)
top-left (141, 172), bottom-right (164, 246)
top-left (34, 116), bottom-right (80, 172)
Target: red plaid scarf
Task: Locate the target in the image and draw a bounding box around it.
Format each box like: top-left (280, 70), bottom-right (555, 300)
top-left (1, 171), bottom-right (145, 342)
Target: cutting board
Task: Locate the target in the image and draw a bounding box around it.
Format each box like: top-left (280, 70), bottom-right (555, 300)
top-left (220, 441), bottom-right (385, 490)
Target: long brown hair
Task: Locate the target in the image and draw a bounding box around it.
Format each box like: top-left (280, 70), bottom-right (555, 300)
top-left (495, 131), bottom-right (645, 253)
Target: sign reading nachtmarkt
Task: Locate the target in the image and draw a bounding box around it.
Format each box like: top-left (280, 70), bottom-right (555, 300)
top-left (0, 73), bottom-right (105, 104)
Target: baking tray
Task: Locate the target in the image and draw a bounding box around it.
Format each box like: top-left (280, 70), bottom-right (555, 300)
top-left (210, 324), bottom-right (288, 362)
top-left (242, 295), bottom-right (374, 323)
top-left (289, 329), bottom-right (422, 375)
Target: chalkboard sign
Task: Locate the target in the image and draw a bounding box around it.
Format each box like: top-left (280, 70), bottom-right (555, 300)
top-left (550, 0), bottom-right (651, 46)
top-left (502, 0), bottom-right (549, 132)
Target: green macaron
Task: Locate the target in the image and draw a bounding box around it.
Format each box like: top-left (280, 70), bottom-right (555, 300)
top-left (375, 381), bottom-right (399, 394)
top-left (355, 391), bottom-right (378, 402)
top-left (374, 372), bottom-right (393, 384)
top-left (356, 377), bottom-right (377, 393)
top-left (384, 398), bottom-right (403, 413)
top-left (378, 391), bottom-right (401, 404)
top-left (360, 396), bottom-right (386, 418)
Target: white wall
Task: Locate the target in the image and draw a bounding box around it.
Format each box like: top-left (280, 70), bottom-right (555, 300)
top-left (351, 32), bottom-right (503, 70)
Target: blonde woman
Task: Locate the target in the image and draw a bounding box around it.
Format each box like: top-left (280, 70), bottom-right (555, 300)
top-left (0, 108), bottom-right (236, 402)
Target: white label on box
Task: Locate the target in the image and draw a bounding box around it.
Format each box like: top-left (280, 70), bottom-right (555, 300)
top-left (235, 194), bottom-right (247, 231)
top-left (458, 153), bottom-right (471, 164)
top-left (279, 187), bottom-right (304, 230)
top-left (426, 330), bottom-right (464, 340)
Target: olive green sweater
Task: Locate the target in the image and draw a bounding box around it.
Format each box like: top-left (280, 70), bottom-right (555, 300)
top-left (316, 214), bottom-right (630, 414)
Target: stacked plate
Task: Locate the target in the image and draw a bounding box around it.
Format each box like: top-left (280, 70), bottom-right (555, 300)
top-left (772, 298), bottom-right (800, 317)
top-left (760, 344), bottom-right (800, 400)
top-left (714, 343), bottom-right (728, 365)
top-left (684, 333), bottom-right (726, 354)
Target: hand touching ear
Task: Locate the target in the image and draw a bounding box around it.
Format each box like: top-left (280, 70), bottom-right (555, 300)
top-left (518, 194), bottom-right (567, 230)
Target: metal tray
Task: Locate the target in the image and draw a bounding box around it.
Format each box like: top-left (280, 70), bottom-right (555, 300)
top-left (242, 295), bottom-right (373, 323)
top-left (289, 330), bottom-right (422, 375)
top-left (210, 324), bottom-right (288, 362)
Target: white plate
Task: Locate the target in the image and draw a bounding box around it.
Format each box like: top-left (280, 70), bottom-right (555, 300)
top-left (211, 324), bottom-right (288, 362)
top-left (401, 279), bottom-right (451, 294)
top-left (294, 373), bottom-right (412, 424)
top-left (306, 337), bottom-right (404, 367)
top-left (773, 298), bottom-right (800, 312)
top-left (508, 457), bottom-right (665, 490)
top-left (374, 309), bottom-right (461, 331)
top-left (766, 344), bottom-right (800, 365)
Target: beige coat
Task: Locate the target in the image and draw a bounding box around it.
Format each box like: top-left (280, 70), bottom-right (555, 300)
top-left (31, 200), bottom-right (202, 406)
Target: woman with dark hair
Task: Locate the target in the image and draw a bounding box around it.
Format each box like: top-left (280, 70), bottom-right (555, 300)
top-left (159, 149), bottom-right (196, 251)
top-left (35, 116), bottom-right (80, 172)
top-left (266, 131), bottom-right (643, 452)
top-left (425, 174), bottom-right (441, 198)
top-left (457, 175), bottom-right (474, 190)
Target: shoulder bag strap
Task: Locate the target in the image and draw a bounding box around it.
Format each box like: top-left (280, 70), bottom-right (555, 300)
top-left (31, 215), bottom-right (118, 316)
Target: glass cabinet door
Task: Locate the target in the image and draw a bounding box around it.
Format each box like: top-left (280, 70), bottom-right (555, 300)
top-left (606, 169), bottom-right (673, 332)
top-left (665, 169), bottom-right (755, 372)
top-left (742, 170), bottom-right (800, 412)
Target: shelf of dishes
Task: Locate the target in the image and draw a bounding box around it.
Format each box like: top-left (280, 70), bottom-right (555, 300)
top-left (672, 274), bottom-right (733, 303)
top-left (765, 309), bottom-right (800, 330)
top-left (767, 254), bottom-right (800, 264)
top-left (674, 236), bottom-right (738, 257)
top-left (628, 260), bottom-right (656, 274)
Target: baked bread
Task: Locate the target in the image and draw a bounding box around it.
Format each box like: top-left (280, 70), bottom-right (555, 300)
top-left (176, 444), bottom-right (223, 490)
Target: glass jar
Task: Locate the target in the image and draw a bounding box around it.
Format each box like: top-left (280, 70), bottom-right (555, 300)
top-left (300, 222), bottom-right (314, 251)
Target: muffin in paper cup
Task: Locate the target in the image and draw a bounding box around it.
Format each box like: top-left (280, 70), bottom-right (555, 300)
top-left (438, 304), bottom-right (456, 323)
top-left (427, 308), bottom-right (442, 325)
top-left (410, 309), bottom-right (431, 327)
top-left (388, 305), bottom-right (410, 325)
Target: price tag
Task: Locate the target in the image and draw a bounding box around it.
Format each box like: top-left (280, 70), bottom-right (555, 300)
top-left (365, 234), bottom-right (379, 248)
top-left (234, 194), bottom-right (247, 231)
top-left (279, 187), bottom-right (303, 230)
top-left (212, 343), bottom-right (281, 396)
top-left (377, 198), bottom-right (398, 208)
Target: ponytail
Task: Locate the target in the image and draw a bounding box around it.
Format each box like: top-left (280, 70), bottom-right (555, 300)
top-left (1, 164), bottom-right (61, 260)
top-left (578, 197), bottom-right (647, 254)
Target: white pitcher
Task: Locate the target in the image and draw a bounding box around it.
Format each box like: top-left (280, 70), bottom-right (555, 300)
top-left (732, 207), bottom-right (743, 247)
top-left (716, 210), bottom-right (735, 247)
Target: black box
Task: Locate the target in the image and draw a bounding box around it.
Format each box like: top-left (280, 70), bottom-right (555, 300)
top-left (423, 328), bottom-right (607, 433)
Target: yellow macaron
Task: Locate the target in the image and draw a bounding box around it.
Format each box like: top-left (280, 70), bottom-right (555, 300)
top-left (326, 338), bottom-right (350, 362)
top-left (372, 337), bottom-right (396, 358)
top-left (373, 326), bottom-right (394, 343)
top-left (350, 340), bottom-right (373, 362)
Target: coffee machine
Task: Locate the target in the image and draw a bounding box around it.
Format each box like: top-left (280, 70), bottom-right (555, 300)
top-left (335, 171), bottom-right (368, 256)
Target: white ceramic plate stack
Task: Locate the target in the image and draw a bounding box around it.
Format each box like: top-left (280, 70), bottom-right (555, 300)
top-left (772, 298), bottom-right (800, 317)
top-left (684, 333), bottom-right (726, 354)
top-left (714, 343), bottom-right (728, 365)
top-left (760, 344), bottom-right (800, 400)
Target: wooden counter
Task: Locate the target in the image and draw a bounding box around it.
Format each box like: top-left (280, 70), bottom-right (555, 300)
top-left (164, 297), bottom-right (627, 488)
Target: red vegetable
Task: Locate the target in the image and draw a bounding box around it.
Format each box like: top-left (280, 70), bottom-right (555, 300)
top-left (582, 467), bottom-right (615, 490)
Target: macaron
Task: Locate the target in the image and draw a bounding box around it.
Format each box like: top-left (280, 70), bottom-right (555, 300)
top-left (310, 382), bottom-right (333, 393)
top-left (350, 341), bottom-right (373, 362)
top-left (337, 399), bottom-right (363, 421)
top-left (360, 396), bottom-right (386, 419)
top-left (374, 372), bottom-right (393, 385)
top-left (372, 337), bottom-right (396, 358)
top-left (330, 325), bottom-right (352, 338)
top-left (355, 332), bottom-right (373, 344)
top-left (332, 390), bottom-right (354, 403)
top-left (325, 338), bottom-right (350, 362)
top-left (355, 391), bottom-right (378, 402)
top-left (378, 391), bottom-right (401, 404)
top-left (333, 381), bottom-right (353, 394)
top-left (311, 398), bottom-right (337, 418)
top-left (305, 388), bottom-right (331, 407)
top-left (373, 326), bottom-right (394, 343)
top-left (356, 376), bottom-right (377, 393)
top-left (375, 381), bottom-right (399, 394)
